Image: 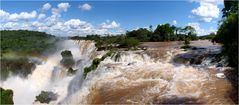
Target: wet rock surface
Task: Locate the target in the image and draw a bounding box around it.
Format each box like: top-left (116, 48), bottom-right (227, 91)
top-left (173, 41), bottom-right (222, 66)
top-left (0, 58), bottom-right (36, 81)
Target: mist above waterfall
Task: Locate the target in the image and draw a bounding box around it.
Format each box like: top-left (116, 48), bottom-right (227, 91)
top-left (0, 40), bottom-right (97, 104)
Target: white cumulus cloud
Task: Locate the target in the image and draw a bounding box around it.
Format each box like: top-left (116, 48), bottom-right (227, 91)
top-left (0, 9), bottom-right (10, 22)
top-left (42, 3), bottom-right (51, 12)
top-left (51, 2), bottom-right (71, 17)
top-left (58, 3), bottom-right (71, 12)
top-left (0, 3), bottom-right (124, 36)
top-left (100, 20), bottom-right (120, 29)
top-left (79, 3), bottom-right (92, 11)
top-left (38, 14), bottom-right (46, 20)
top-left (0, 10), bottom-right (38, 22)
top-left (64, 19), bottom-right (89, 29)
top-left (190, 0), bottom-right (222, 22)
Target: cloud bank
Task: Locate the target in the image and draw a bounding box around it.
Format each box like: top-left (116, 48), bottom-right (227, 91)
top-left (0, 2), bottom-right (124, 36)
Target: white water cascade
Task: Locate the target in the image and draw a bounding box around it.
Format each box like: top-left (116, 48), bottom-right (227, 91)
top-left (0, 40), bottom-right (235, 104)
top-left (0, 40), bottom-right (97, 105)
top-left (62, 49), bottom-right (234, 104)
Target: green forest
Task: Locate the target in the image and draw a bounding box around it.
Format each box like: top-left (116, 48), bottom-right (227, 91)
top-left (0, 30), bottom-right (57, 57)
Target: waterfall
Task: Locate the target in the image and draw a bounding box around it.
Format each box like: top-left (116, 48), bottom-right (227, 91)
top-left (0, 40), bottom-right (234, 105)
top-left (61, 48), bottom-right (234, 104)
top-left (0, 40), bottom-right (97, 105)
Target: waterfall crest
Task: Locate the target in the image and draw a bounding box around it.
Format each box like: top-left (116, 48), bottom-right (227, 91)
top-left (1, 40), bottom-right (234, 105)
top-left (62, 48), bottom-right (234, 104)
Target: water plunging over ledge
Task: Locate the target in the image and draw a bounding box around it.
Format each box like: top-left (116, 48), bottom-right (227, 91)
top-left (0, 40), bottom-right (235, 104)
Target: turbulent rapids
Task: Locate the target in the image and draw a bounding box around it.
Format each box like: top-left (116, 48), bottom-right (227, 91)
top-left (0, 40), bottom-right (235, 104)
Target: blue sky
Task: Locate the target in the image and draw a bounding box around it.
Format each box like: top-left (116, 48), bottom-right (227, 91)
top-left (0, 0), bottom-right (224, 36)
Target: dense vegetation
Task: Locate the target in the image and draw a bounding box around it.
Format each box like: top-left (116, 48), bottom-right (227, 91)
top-left (127, 24), bottom-right (197, 42)
top-left (212, 0), bottom-right (238, 103)
top-left (35, 91), bottom-right (58, 104)
top-left (0, 30), bottom-right (57, 57)
top-left (71, 35), bottom-right (139, 50)
top-left (0, 88), bottom-right (14, 105)
top-left (213, 0), bottom-right (238, 68)
top-left (0, 30), bottom-right (57, 80)
top-left (84, 50), bottom-right (115, 78)
top-left (71, 24), bottom-right (198, 50)
top-left (60, 50), bottom-right (75, 68)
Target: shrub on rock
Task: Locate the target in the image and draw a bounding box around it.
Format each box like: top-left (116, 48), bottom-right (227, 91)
top-left (0, 87), bottom-right (14, 105)
top-left (60, 50), bottom-right (75, 68)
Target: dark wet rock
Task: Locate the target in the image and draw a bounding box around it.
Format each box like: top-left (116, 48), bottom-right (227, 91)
top-left (173, 54), bottom-right (192, 64)
top-left (173, 47), bottom-right (220, 65)
top-left (190, 54), bottom-right (206, 64)
top-left (76, 59), bottom-right (83, 66)
top-left (191, 47), bottom-right (206, 50)
top-left (174, 44), bottom-right (224, 66)
top-left (216, 63), bottom-right (223, 67)
top-left (60, 50), bottom-right (75, 68)
top-left (128, 61), bottom-right (137, 65)
top-left (35, 91), bottom-right (58, 104)
top-left (67, 67), bottom-right (77, 75)
top-left (174, 54), bottom-right (211, 65)
top-left (1, 58), bottom-right (36, 81)
top-left (114, 52), bottom-right (121, 62)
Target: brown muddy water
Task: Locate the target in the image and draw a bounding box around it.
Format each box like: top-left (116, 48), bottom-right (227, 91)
top-left (64, 40), bottom-right (236, 104)
top-left (1, 40), bottom-right (237, 105)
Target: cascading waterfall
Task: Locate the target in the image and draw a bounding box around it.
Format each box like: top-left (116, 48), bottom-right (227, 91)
top-left (0, 40), bottom-right (97, 105)
top-left (61, 48), bottom-right (234, 104)
top-left (0, 40), bottom-right (235, 104)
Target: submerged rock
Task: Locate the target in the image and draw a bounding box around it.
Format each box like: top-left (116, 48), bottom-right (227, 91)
top-left (67, 67), bottom-right (77, 75)
top-left (173, 46), bottom-right (221, 65)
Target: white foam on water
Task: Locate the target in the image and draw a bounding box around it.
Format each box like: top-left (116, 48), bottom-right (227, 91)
top-left (1, 40), bottom-right (234, 105)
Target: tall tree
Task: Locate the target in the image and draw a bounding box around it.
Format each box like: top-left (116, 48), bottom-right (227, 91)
top-left (153, 24), bottom-right (174, 41)
top-left (184, 26), bottom-right (197, 40)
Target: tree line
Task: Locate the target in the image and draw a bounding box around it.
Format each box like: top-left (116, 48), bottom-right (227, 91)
top-left (71, 24), bottom-right (199, 50)
top-left (126, 24), bottom-right (198, 42)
